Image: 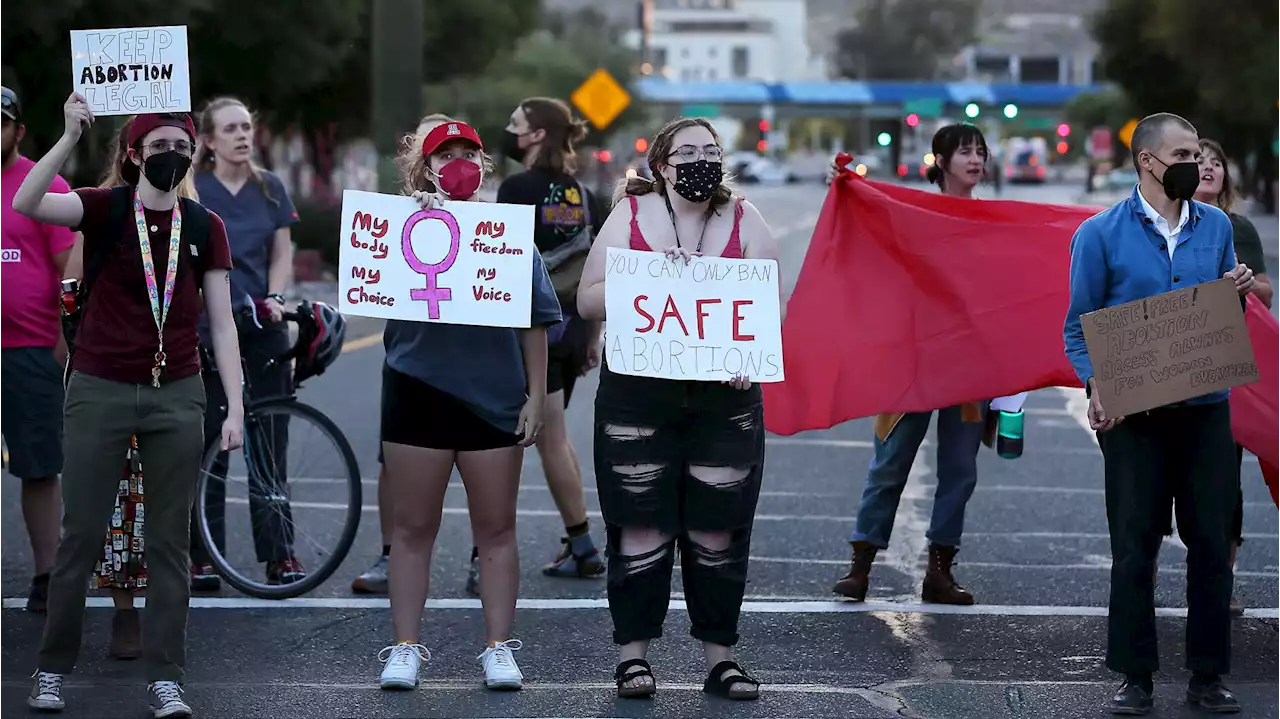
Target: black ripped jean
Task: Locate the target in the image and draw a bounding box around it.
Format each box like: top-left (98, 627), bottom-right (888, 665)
top-left (593, 362), bottom-right (764, 647)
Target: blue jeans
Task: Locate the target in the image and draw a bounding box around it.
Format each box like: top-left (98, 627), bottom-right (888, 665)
top-left (850, 406), bottom-right (985, 549)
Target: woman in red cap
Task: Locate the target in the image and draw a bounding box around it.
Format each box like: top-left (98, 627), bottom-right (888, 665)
top-left (13, 92), bottom-right (243, 719)
top-left (375, 118), bottom-right (562, 693)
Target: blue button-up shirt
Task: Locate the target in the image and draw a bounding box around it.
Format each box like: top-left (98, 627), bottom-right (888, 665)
top-left (1063, 186), bottom-right (1237, 406)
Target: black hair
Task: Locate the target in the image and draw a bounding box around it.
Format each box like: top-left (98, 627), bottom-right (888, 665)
top-left (925, 123), bottom-right (989, 187)
top-left (1130, 112), bottom-right (1197, 172)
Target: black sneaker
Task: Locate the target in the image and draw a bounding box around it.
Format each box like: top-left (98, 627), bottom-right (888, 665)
top-left (190, 562), bottom-right (221, 591)
top-left (26, 574), bottom-right (49, 613)
top-left (1187, 673), bottom-right (1241, 714)
top-left (1109, 675), bottom-right (1153, 715)
top-left (266, 557), bottom-right (306, 585)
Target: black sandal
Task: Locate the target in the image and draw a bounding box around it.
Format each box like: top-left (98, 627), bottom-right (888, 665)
top-left (702, 660), bottom-right (760, 701)
top-left (614, 658), bottom-right (657, 699)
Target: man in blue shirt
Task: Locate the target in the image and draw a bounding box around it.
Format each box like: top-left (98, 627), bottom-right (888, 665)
top-left (1064, 113), bottom-right (1255, 716)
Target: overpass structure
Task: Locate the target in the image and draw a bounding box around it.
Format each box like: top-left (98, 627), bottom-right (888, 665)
top-left (633, 78), bottom-right (1106, 120)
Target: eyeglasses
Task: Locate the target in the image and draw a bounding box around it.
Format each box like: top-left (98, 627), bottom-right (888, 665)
top-left (668, 145), bottom-right (724, 163)
top-left (146, 139), bottom-right (194, 156)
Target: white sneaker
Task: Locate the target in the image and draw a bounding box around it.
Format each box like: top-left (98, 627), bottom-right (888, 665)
top-left (147, 681), bottom-right (192, 718)
top-left (379, 643), bottom-right (430, 690)
top-left (477, 639), bottom-right (524, 690)
top-left (27, 671), bottom-right (65, 711)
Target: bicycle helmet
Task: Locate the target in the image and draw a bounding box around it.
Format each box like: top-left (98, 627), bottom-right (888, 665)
top-left (292, 300), bottom-right (347, 383)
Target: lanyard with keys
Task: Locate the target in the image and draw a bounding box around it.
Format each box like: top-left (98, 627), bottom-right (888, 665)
top-left (132, 189), bottom-right (183, 388)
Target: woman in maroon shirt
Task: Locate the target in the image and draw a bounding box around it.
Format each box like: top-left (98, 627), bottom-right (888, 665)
top-left (13, 92), bottom-right (243, 719)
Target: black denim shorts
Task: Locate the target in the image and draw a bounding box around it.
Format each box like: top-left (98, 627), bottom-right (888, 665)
top-left (593, 363), bottom-right (765, 536)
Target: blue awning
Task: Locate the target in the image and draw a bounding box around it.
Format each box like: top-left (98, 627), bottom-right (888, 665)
top-left (778, 81), bottom-right (875, 105)
top-left (989, 83), bottom-right (1107, 107)
top-left (864, 83), bottom-right (951, 104)
top-left (633, 78), bottom-right (1106, 108)
top-left (633, 78), bottom-right (774, 104)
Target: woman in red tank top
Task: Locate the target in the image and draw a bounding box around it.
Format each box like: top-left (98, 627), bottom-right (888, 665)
top-left (577, 118), bottom-right (782, 701)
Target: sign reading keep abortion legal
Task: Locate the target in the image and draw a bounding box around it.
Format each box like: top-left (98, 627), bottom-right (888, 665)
top-left (70, 26), bottom-right (191, 115)
top-left (338, 190), bottom-right (536, 328)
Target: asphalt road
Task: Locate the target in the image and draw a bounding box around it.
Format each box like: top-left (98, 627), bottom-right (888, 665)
top-left (3, 179), bottom-right (1277, 719)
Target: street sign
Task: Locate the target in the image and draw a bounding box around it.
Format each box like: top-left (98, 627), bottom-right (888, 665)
top-left (1118, 118), bottom-right (1138, 148)
top-left (903, 98), bottom-right (943, 118)
top-left (680, 104), bottom-right (720, 118)
top-left (571, 68), bottom-right (631, 131)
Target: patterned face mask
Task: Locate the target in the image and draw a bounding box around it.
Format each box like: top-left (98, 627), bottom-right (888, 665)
top-left (671, 160), bottom-right (723, 203)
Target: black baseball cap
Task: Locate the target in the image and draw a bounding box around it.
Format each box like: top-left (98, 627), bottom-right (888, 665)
top-left (1, 87), bottom-right (19, 122)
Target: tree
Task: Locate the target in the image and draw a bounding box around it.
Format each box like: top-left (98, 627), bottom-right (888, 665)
top-left (1093, 0), bottom-right (1278, 207)
top-left (834, 0), bottom-right (980, 81)
top-left (1064, 88), bottom-right (1134, 165)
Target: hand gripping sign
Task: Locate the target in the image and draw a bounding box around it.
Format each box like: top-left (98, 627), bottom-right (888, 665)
top-left (338, 190), bottom-right (534, 328)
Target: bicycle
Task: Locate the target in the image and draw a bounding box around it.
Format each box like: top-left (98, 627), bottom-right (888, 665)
top-left (193, 297), bottom-right (360, 599)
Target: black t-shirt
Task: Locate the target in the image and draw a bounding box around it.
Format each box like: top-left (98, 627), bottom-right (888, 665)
top-left (1230, 213), bottom-right (1268, 311)
top-left (496, 168), bottom-right (606, 254)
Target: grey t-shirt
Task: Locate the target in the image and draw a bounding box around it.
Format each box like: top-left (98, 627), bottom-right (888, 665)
top-left (384, 249), bottom-right (563, 433)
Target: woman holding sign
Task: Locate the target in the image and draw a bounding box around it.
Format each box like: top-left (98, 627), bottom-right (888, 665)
top-left (576, 117), bottom-right (781, 700)
top-left (15, 94), bottom-right (243, 718)
top-left (375, 119), bottom-right (561, 693)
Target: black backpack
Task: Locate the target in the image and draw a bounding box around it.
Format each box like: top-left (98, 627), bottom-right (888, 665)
top-left (62, 186), bottom-right (212, 379)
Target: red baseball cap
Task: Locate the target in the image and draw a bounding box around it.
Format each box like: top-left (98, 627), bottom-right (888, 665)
top-left (421, 120), bottom-right (483, 156)
top-left (127, 113), bottom-right (196, 147)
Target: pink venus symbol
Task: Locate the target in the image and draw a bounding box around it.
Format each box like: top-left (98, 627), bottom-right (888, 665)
top-left (402, 209), bottom-right (461, 319)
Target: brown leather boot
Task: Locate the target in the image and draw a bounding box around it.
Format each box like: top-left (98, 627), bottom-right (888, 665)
top-left (921, 544), bottom-right (975, 605)
top-left (832, 541), bottom-right (878, 601)
top-left (109, 608), bottom-right (141, 660)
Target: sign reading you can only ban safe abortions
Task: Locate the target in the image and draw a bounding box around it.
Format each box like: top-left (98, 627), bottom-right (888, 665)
top-left (1082, 277), bottom-right (1259, 418)
top-left (604, 247), bottom-right (784, 382)
top-left (338, 190), bottom-right (535, 328)
top-left (70, 26), bottom-right (191, 115)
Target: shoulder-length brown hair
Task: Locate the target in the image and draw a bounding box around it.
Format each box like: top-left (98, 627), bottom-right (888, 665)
top-left (612, 117), bottom-right (734, 211)
top-left (101, 116), bottom-right (198, 200)
top-left (1198, 138), bottom-right (1236, 215)
top-left (520, 97), bottom-right (589, 177)
top-left (192, 96), bottom-right (278, 205)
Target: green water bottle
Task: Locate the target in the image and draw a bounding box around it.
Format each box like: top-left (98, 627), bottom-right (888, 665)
top-left (995, 409), bottom-right (1024, 460)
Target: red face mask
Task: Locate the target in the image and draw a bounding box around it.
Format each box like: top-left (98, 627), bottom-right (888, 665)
top-left (434, 158), bottom-right (482, 199)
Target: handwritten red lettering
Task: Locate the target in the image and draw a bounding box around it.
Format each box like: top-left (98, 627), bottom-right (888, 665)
top-left (352, 211), bottom-right (389, 239)
top-left (634, 294), bottom-right (655, 332)
top-left (732, 300), bottom-right (754, 341)
top-left (350, 231), bottom-right (389, 259)
top-left (695, 298), bottom-right (721, 340)
top-left (346, 286), bottom-right (396, 307)
top-left (475, 221), bottom-right (507, 239)
top-left (475, 267), bottom-right (497, 281)
top-left (351, 267), bottom-right (382, 285)
top-left (470, 239), bottom-right (524, 256)
top-left (472, 285), bottom-right (513, 303)
top-left (657, 296), bottom-right (689, 335)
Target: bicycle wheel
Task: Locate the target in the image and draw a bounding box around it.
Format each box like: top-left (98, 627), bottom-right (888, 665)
top-left (196, 398), bottom-right (361, 599)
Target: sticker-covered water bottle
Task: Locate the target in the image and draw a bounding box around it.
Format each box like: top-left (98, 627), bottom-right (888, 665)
top-left (995, 409), bottom-right (1024, 459)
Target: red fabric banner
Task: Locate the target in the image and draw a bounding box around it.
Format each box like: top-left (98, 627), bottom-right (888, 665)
top-left (763, 168), bottom-right (1278, 504)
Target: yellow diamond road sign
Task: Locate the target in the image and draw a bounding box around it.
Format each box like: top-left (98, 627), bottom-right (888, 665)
top-left (572, 69), bottom-right (631, 131)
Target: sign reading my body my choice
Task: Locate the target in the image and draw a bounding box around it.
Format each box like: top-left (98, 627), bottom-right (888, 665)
top-left (605, 247), bottom-right (784, 382)
top-left (70, 26), bottom-right (191, 115)
top-left (339, 190), bottom-right (535, 328)
top-left (1082, 277), bottom-right (1259, 418)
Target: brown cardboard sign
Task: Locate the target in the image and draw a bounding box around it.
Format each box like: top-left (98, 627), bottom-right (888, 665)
top-left (1082, 278), bottom-right (1258, 417)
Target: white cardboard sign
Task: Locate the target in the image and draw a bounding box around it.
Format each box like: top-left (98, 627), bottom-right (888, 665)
top-left (604, 247), bottom-right (784, 382)
top-left (70, 26), bottom-right (191, 115)
top-left (339, 190), bottom-right (535, 328)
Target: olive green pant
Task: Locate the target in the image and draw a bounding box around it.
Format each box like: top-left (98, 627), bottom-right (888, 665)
top-left (38, 371), bottom-right (206, 682)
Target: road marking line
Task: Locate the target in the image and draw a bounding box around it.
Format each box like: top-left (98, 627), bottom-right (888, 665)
top-left (741, 555), bottom-right (1277, 576)
top-left (341, 332), bottom-right (383, 353)
top-left (5, 596), bottom-right (1273, 618)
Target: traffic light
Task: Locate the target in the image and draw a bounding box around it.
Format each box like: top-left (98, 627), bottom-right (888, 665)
top-left (905, 113), bottom-right (920, 128)
top-left (634, 137), bottom-right (649, 154)
top-left (964, 103), bottom-right (980, 119)
top-left (877, 132), bottom-right (892, 147)
top-left (758, 119), bottom-right (771, 133)
top-left (1056, 141), bottom-right (1069, 155)
top-left (597, 150), bottom-right (612, 163)
top-left (756, 139), bottom-right (768, 153)
top-left (1003, 103), bottom-right (1018, 119)
top-left (1056, 123), bottom-right (1071, 138)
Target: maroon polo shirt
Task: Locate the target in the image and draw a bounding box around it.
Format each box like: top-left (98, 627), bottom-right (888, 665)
top-left (72, 187), bottom-right (232, 385)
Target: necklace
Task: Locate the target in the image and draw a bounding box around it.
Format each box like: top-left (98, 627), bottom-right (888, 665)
top-left (662, 193), bottom-right (715, 254)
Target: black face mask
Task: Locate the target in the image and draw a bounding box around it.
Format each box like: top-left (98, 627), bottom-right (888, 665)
top-left (502, 130), bottom-right (527, 163)
top-left (142, 150), bottom-right (192, 192)
top-left (1148, 155), bottom-right (1200, 201)
top-left (671, 160), bottom-right (722, 203)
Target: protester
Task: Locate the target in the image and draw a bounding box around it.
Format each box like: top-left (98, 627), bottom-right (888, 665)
top-left (576, 117), bottom-right (780, 700)
top-left (352, 113), bottom-right (457, 596)
top-left (1153, 138), bottom-right (1273, 619)
top-left (471, 96), bottom-right (607, 593)
top-left (830, 123), bottom-right (991, 606)
top-left (376, 118), bottom-right (560, 692)
top-left (0, 85), bottom-right (72, 615)
top-left (16, 94), bottom-right (244, 718)
top-left (189, 96), bottom-right (304, 590)
top-left (1064, 113), bottom-right (1253, 715)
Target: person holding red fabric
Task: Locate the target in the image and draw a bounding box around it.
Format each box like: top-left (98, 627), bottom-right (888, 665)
top-left (1064, 113), bottom-right (1253, 715)
top-left (14, 94), bottom-right (244, 718)
top-left (831, 123), bottom-right (990, 606)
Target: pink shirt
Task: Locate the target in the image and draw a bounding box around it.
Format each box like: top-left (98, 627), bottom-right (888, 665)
top-left (2, 156), bottom-right (76, 348)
